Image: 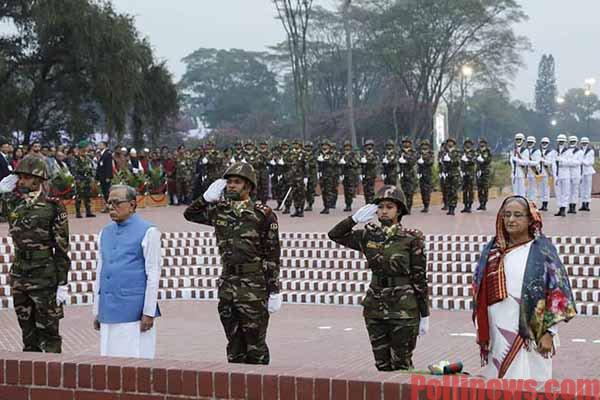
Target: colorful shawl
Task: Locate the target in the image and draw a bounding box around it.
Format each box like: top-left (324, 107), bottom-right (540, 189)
top-left (472, 196), bottom-right (576, 370)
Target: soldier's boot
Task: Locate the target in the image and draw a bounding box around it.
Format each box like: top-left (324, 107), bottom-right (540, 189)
top-left (446, 207), bottom-right (455, 216)
top-left (85, 199), bottom-right (96, 218)
top-left (568, 204), bottom-right (576, 214)
top-left (465, 203), bottom-right (472, 213)
top-left (276, 201), bottom-right (282, 211)
top-left (320, 207), bottom-right (330, 214)
top-left (579, 203), bottom-right (587, 212)
top-left (282, 207), bottom-right (291, 215)
top-left (460, 205), bottom-right (469, 213)
top-left (479, 202), bottom-right (487, 211)
top-left (421, 203), bottom-right (429, 213)
top-left (554, 207), bottom-right (566, 217)
top-left (75, 202), bottom-right (82, 218)
top-left (304, 204), bottom-right (313, 212)
top-left (344, 204), bottom-right (352, 212)
top-left (291, 208), bottom-right (304, 218)
top-left (585, 202), bottom-right (591, 211)
top-left (441, 204), bottom-right (448, 211)
top-left (540, 202), bottom-right (548, 211)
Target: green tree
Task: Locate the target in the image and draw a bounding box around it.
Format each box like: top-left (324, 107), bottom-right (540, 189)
top-left (534, 54), bottom-right (557, 130)
top-left (557, 88), bottom-right (600, 135)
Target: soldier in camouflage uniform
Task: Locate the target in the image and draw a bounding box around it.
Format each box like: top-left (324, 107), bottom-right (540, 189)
top-left (255, 141), bottom-right (271, 205)
top-left (277, 142), bottom-right (292, 212)
top-left (269, 148), bottom-right (283, 209)
top-left (0, 156), bottom-right (70, 353)
top-left (417, 140), bottom-right (434, 213)
top-left (381, 140), bottom-right (399, 186)
top-left (72, 140), bottom-right (96, 218)
top-left (201, 140), bottom-right (225, 193)
top-left (476, 138), bottom-right (492, 210)
top-left (360, 140), bottom-right (379, 204)
top-left (438, 140), bottom-right (449, 210)
top-left (232, 140), bottom-right (244, 163)
top-left (339, 140), bottom-right (360, 212)
top-left (398, 138), bottom-right (418, 214)
top-left (317, 139), bottom-right (339, 214)
top-left (441, 138), bottom-right (461, 215)
top-left (184, 163), bottom-right (281, 364)
top-left (328, 186), bottom-right (430, 371)
top-left (283, 140), bottom-right (308, 217)
top-left (304, 141), bottom-right (318, 212)
top-left (176, 149), bottom-right (195, 205)
top-left (460, 139), bottom-right (477, 213)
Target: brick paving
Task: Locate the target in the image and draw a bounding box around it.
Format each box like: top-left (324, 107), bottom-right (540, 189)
top-left (1, 196), bottom-right (598, 236)
top-left (0, 302), bottom-right (597, 379)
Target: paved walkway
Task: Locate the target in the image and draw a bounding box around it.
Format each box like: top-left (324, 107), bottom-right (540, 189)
top-left (1, 196), bottom-right (598, 236)
top-left (0, 302), bottom-right (596, 379)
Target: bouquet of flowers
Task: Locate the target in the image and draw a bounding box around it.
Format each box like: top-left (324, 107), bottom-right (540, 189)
top-left (128, 172), bottom-right (147, 194)
top-left (147, 168), bottom-right (166, 194)
top-left (49, 171), bottom-right (74, 199)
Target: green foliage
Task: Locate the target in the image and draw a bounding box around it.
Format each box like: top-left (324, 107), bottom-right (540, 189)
top-left (490, 159), bottom-right (512, 194)
top-left (535, 54), bottom-right (557, 124)
top-left (50, 171), bottom-right (75, 199)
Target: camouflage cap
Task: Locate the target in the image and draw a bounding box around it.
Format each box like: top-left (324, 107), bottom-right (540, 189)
top-left (420, 139), bottom-right (431, 147)
top-left (14, 155), bottom-right (49, 180)
top-left (364, 139), bottom-right (375, 146)
top-left (446, 137), bottom-right (457, 144)
top-left (401, 136), bottom-right (412, 143)
top-left (293, 138), bottom-right (302, 145)
top-left (343, 140), bottom-right (352, 147)
top-left (464, 138), bottom-right (473, 145)
top-left (244, 140), bottom-right (255, 146)
top-left (321, 139), bottom-right (331, 146)
top-left (386, 139), bottom-right (395, 147)
top-left (259, 139), bottom-right (268, 145)
top-left (304, 141), bottom-right (313, 147)
top-left (223, 162), bottom-right (257, 189)
top-left (479, 137), bottom-right (488, 144)
top-left (374, 185), bottom-right (409, 216)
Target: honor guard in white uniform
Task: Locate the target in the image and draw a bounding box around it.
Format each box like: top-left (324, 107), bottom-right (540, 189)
top-left (539, 137), bottom-right (555, 211)
top-left (567, 136), bottom-right (583, 214)
top-left (526, 136), bottom-right (541, 202)
top-left (553, 134), bottom-right (570, 217)
top-left (510, 133), bottom-right (528, 197)
top-left (579, 137), bottom-right (596, 212)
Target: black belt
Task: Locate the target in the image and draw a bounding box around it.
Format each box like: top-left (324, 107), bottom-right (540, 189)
top-left (371, 275), bottom-right (410, 288)
top-left (223, 262), bottom-right (263, 275)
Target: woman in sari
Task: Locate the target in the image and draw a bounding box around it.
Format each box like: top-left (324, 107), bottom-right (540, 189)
top-left (473, 196), bottom-right (576, 380)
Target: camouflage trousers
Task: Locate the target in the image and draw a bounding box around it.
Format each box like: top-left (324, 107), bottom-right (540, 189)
top-left (75, 182), bottom-right (93, 216)
top-left (477, 173), bottom-right (490, 204)
top-left (285, 179), bottom-right (306, 210)
top-left (364, 317), bottom-right (419, 371)
top-left (12, 286), bottom-right (63, 353)
top-left (306, 176), bottom-right (317, 207)
top-left (363, 178), bottom-right (376, 204)
top-left (463, 175), bottom-right (475, 206)
top-left (218, 298), bottom-right (270, 364)
top-left (320, 176), bottom-right (338, 209)
top-left (176, 177), bottom-right (193, 204)
top-left (400, 178), bottom-right (417, 212)
top-left (256, 172), bottom-right (270, 204)
top-left (419, 176), bottom-right (433, 206)
top-left (383, 173), bottom-right (398, 186)
top-left (444, 175), bottom-right (460, 208)
top-left (343, 177), bottom-right (357, 207)
top-left (440, 176), bottom-right (447, 207)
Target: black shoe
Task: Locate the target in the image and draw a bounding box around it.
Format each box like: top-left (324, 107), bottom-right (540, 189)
top-left (447, 207), bottom-right (455, 216)
top-left (283, 208), bottom-right (290, 215)
top-left (480, 203), bottom-right (487, 211)
top-left (76, 214), bottom-right (83, 219)
top-left (344, 206), bottom-right (352, 212)
top-left (320, 208), bottom-right (329, 214)
top-left (441, 205), bottom-right (448, 211)
top-left (421, 206), bottom-right (429, 213)
top-left (304, 205), bottom-right (313, 212)
top-left (464, 206), bottom-right (472, 213)
top-left (540, 202), bottom-right (548, 211)
top-left (579, 203), bottom-right (586, 212)
top-left (86, 213), bottom-right (96, 218)
top-left (476, 204), bottom-right (484, 210)
top-left (585, 202), bottom-right (591, 211)
top-left (555, 207), bottom-right (566, 217)
top-left (460, 207), bottom-right (468, 213)
top-left (291, 209), bottom-right (304, 218)
top-left (568, 204), bottom-right (576, 214)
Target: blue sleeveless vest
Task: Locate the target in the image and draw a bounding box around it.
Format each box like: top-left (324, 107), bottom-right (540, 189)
top-left (98, 213), bottom-right (161, 323)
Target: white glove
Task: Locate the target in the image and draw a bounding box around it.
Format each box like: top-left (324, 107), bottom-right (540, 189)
top-left (460, 171), bottom-right (464, 177)
top-left (359, 175), bottom-right (364, 181)
top-left (0, 175), bottom-right (18, 193)
top-left (461, 155), bottom-right (468, 162)
top-left (277, 175), bottom-right (283, 180)
top-left (417, 174), bottom-right (422, 179)
top-left (352, 204), bottom-right (378, 224)
top-left (417, 158), bottom-right (424, 165)
top-left (398, 157), bottom-right (407, 164)
top-left (202, 157), bottom-right (208, 164)
top-left (382, 157), bottom-right (389, 164)
top-left (381, 174), bottom-right (386, 180)
top-left (132, 167), bottom-right (139, 174)
top-left (278, 159), bottom-right (284, 165)
top-left (419, 317), bottom-right (429, 336)
top-left (317, 172), bottom-right (322, 179)
top-left (230, 157), bottom-right (236, 164)
top-left (268, 293), bottom-right (283, 313)
top-left (303, 177), bottom-right (308, 185)
top-left (360, 157), bottom-right (367, 164)
top-left (270, 159), bottom-right (276, 166)
top-left (339, 158), bottom-right (346, 165)
top-left (397, 174), bottom-right (402, 181)
top-left (340, 175), bottom-right (345, 181)
top-left (443, 154), bottom-right (451, 162)
top-left (56, 285), bottom-right (69, 305)
top-left (317, 155), bottom-right (324, 162)
top-left (241, 158), bottom-right (247, 164)
top-left (203, 179), bottom-right (227, 203)
top-left (477, 155), bottom-right (484, 163)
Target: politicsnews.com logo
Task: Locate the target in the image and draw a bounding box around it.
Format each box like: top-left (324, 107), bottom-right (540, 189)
top-left (410, 375), bottom-right (600, 400)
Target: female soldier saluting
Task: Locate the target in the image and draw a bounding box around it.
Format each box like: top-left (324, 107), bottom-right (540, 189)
top-left (328, 185), bottom-right (430, 371)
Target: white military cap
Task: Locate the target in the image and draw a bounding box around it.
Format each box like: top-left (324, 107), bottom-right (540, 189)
top-left (514, 133), bottom-right (525, 140)
top-left (526, 136), bottom-right (536, 143)
top-left (581, 137), bottom-right (590, 144)
top-left (557, 134), bottom-right (567, 142)
top-left (541, 137), bottom-right (550, 144)
top-left (568, 135), bottom-right (578, 142)
top-left (130, 148), bottom-right (137, 155)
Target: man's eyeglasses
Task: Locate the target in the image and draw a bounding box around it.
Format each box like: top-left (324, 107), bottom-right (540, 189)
top-left (107, 199), bottom-right (130, 208)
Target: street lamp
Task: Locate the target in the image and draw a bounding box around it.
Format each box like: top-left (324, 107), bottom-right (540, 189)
top-left (556, 96), bottom-right (565, 104)
top-left (462, 65), bottom-right (474, 78)
top-left (551, 119), bottom-right (557, 126)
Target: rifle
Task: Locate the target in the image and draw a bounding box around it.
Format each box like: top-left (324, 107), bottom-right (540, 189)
top-left (276, 187), bottom-right (293, 211)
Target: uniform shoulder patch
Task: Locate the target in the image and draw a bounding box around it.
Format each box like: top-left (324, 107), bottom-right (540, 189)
top-left (254, 202), bottom-right (273, 217)
top-left (402, 227), bottom-right (424, 240)
top-left (365, 223), bottom-right (379, 232)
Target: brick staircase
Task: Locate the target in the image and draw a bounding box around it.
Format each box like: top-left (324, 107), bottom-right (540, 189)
top-left (0, 232), bottom-right (599, 315)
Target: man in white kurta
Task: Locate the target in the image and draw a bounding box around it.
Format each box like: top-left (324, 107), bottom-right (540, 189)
top-left (93, 185), bottom-right (161, 358)
top-left (579, 137), bottom-right (596, 211)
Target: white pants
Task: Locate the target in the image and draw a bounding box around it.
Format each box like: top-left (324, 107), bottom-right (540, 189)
top-left (527, 176), bottom-right (538, 203)
top-left (569, 178), bottom-right (580, 204)
top-left (555, 178), bottom-right (570, 208)
top-left (100, 320), bottom-right (157, 359)
top-left (539, 176), bottom-right (550, 202)
top-left (580, 175), bottom-right (592, 202)
top-left (512, 177), bottom-right (526, 197)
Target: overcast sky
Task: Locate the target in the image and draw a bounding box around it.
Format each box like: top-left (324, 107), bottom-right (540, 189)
top-left (110, 1), bottom-right (600, 104)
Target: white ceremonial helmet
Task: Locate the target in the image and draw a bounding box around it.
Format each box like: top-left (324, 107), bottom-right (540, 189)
top-left (526, 136), bottom-right (536, 143)
top-left (557, 134), bottom-right (567, 142)
top-left (515, 133), bottom-right (525, 140)
top-left (120, 147), bottom-right (127, 153)
top-left (581, 137), bottom-right (590, 144)
top-left (541, 137), bottom-right (550, 144)
top-left (130, 148), bottom-right (137, 155)
top-left (568, 135), bottom-right (578, 143)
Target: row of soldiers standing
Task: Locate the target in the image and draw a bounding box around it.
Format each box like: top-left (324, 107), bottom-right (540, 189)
top-left (193, 137), bottom-right (493, 216)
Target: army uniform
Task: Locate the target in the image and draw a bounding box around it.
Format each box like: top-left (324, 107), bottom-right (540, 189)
top-left (438, 142), bottom-right (449, 210)
top-left (269, 149), bottom-right (282, 208)
top-left (255, 142), bottom-right (271, 205)
top-left (318, 140), bottom-right (339, 214)
top-left (399, 139), bottom-right (418, 214)
top-left (361, 140), bottom-right (379, 204)
top-left (382, 140), bottom-right (399, 186)
top-left (184, 163), bottom-right (280, 364)
top-left (277, 143), bottom-right (292, 212)
top-left (441, 138), bottom-right (462, 215)
top-left (72, 143), bottom-right (96, 218)
top-left (0, 156), bottom-right (70, 353)
top-left (191, 148), bottom-right (205, 201)
top-left (460, 139), bottom-right (477, 213)
top-left (176, 153), bottom-right (195, 205)
top-left (417, 140), bottom-right (434, 213)
top-left (476, 139), bottom-right (492, 210)
top-left (202, 143), bottom-right (226, 193)
top-left (304, 142), bottom-right (318, 211)
top-left (339, 141), bottom-right (360, 212)
top-left (284, 140), bottom-right (308, 217)
top-left (232, 141), bottom-right (244, 163)
top-left (328, 186), bottom-right (429, 371)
